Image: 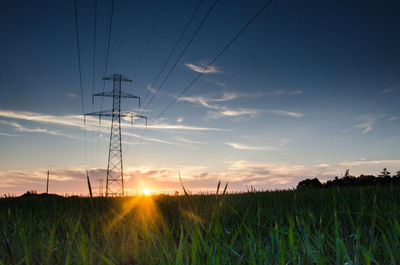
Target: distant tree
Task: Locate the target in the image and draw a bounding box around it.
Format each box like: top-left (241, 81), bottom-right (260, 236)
top-left (296, 169), bottom-right (400, 189)
top-left (378, 168), bottom-right (391, 178)
top-left (359, 174), bottom-right (376, 185)
top-left (297, 178), bottom-right (322, 189)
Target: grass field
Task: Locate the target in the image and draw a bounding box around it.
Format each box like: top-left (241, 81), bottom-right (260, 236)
top-left (1, 185), bottom-right (400, 264)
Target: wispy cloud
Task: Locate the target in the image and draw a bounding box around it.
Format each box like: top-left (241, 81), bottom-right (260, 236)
top-left (339, 159), bottom-right (400, 167)
top-left (208, 108), bottom-right (304, 120)
top-left (178, 92), bottom-right (304, 120)
top-left (0, 109), bottom-right (225, 132)
top-left (146, 85), bottom-right (157, 94)
top-left (64, 92), bottom-right (76, 98)
top-left (176, 136), bottom-right (205, 145)
top-left (204, 78), bottom-right (227, 87)
top-left (225, 142), bottom-right (276, 151)
top-left (179, 92), bottom-right (237, 108)
top-left (354, 113), bottom-right (383, 134)
top-left (207, 108), bottom-right (262, 120)
top-left (185, 63), bottom-right (220, 74)
top-left (355, 122), bottom-right (372, 134)
top-left (0, 119), bottom-right (78, 139)
top-left (379, 87), bottom-right (395, 94)
top-left (0, 131), bottom-right (20, 137)
top-left (269, 109), bottom-right (304, 118)
top-left (176, 117), bottom-right (185, 123)
top-left (265, 89), bottom-right (303, 96)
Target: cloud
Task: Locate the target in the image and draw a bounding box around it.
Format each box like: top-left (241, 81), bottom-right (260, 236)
top-left (179, 96), bottom-right (217, 109)
top-left (178, 93), bottom-right (304, 120)
top-left (146, 85), bottom-right (157, 94)
top-left (179, 92), bottom-right (237, 108)
top-left (0, 168), bottom-right (88, 195)
top-left (204, 78), bottom-right (227, 87)
top-left (0, 161), bottom-right (337, 195)
top-left (339, 160), bottom-right (400, 167)
top-left (0, 131), bottom-right (19, 137)
top-left (3, 158), bottom-right (399, 195)
top-left (0, 119), bottom-right (79, 139)
top-left (176, 136), bottom-right (205, 145)
top-left (207, 108), bottom-right (262, 120)
top-left (269, 110), bottom-right (304, 118)
top-left (185, 63), bottom-right (220, 74)
top-left (64, 93), bottom-right (76, 98)
top-left (265, 89), bottom-right (303, 96)
top-left (0, 109), bottom-right (226, 133)
top-left (355, 122), bottom-right (372, 134)
top-left (379, 87), bottom-right (395, 94)
top-left (353, 113), bottom-right (382, 134)
top-left (225, 142), bottom-right (276, 151)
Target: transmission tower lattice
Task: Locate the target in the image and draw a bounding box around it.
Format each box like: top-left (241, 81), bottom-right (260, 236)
top-left (85, 74), bottom-right (147, 196)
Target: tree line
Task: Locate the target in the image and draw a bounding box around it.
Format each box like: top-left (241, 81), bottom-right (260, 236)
top-left (297, 168), bottom-right (400, 189)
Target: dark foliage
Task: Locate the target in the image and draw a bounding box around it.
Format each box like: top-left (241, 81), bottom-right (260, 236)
top-left (297, 178), bottom-right (322, 188)
top-left (297, 168), bottom-right (400, 189)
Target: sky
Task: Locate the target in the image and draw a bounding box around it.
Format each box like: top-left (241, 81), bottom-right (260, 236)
top-left (1, 0), bottom-right (400, 195)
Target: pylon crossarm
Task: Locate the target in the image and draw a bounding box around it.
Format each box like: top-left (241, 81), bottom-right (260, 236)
top-left (130, 114), bottom-right (147, 125)
top-left (93, 90), bottom-right (140, 99)
top-left (102, 74), bottom-right (132, 82)
top-left (85, 110), bottom-right (145, 118)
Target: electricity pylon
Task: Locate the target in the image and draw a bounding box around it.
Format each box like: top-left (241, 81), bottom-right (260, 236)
top-left (85, 74), bottom-right (147, 196)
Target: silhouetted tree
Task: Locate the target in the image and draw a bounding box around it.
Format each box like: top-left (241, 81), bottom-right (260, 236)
top-left (378, 168), bottom-right (391, 178)
top-left (297, 178), bottom-right (322, 189)
top-left (359, 174), bottom-right (376, 185)
top-left (296, 168), bottom-right (400, 189)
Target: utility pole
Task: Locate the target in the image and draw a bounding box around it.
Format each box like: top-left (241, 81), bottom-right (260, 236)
top-left (85, 74), bottom-right (147, 196)
top-left (46, 170), bottom-right (49, 194)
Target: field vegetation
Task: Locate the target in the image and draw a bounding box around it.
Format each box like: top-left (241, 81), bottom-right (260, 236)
top-left (1, 185), bottom-right (400, 264)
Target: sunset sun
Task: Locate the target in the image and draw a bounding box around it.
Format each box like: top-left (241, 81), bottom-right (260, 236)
top-left (142, 189), bottom-right (151, 196)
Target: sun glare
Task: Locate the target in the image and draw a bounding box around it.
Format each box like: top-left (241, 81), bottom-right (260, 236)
top-left (142, 189), bottom-right (151, 196)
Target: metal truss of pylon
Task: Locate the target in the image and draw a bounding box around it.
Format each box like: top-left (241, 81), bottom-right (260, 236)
top-left (85, 74), bottom-right (147, 196)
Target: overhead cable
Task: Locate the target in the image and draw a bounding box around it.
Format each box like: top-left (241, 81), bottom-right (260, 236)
top-left (155, 0), bottom-right (274, 119)
top-left (142, 0), bottom-right (220, 111)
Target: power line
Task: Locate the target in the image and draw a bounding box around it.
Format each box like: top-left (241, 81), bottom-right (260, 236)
top-left (132, 0), bottom-right (205, 141)
top-left (95, 0), bottom-right (116, 170)
top-left (99, 0), bottom-right (116, 112)
top-left (74, 0), bottom-right (85, 115)
top-left (92, 0), bottom-right (98, 110)
top-left (90, 0), bottom-right (98, 172)
top-left (132, 0), bottom-right (165, 80)
top-left (130, 0), bottom-right (216, 159)
top-left (142, 0), bottom-right (220, 111)
top-left (142, 0), bottom-right (206, 104)
top-left (155, 0), bottom-right (274, 120)
top-left (73, 0), bottom-right (88, 170)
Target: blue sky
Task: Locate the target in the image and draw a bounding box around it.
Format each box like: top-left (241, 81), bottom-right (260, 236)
top-left (0, 0), bottom-right (399, 195)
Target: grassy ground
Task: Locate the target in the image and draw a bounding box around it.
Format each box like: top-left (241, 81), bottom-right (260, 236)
top-left (0, 185), bottom-right (399, 264)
